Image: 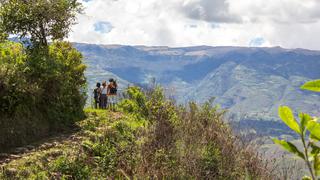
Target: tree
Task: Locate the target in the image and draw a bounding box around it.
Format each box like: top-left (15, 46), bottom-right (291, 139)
top-left (0, 0), bottom-right (86, 149)
top-left (0, 0), bottom-right (82, 47)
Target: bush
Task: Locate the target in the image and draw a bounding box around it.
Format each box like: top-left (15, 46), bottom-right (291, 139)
top-left (51, 156), bottom-right (92, 180)
top-left (118, 86), bottom-right (148, 118)
top-left (118, 86), bottom-right (274, 179)
top-left (0, 41), bottom-right (86, 150)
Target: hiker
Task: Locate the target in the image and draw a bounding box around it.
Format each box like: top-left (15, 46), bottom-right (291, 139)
top-left (93, 82), bottom-right (101, 109)
top-left (100, 81), bottom-right (108, 109)
top-left (107, 78), bottom-right (118, 111)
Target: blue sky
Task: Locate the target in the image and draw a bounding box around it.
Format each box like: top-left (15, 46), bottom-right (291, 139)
top-left (69, 0), bottom-right (320, 50)
top-left (249, 37), bottom-right (265, 47)
top-left (94, 21), bottom-right (113, 34)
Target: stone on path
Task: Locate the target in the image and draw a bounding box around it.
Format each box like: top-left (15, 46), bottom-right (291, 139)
top-left (9, 154), bottom-right (21, 159)
top-left (4, 168), bottom-right (17, 176)
top-left (26, 145), bottom-right (35, 150)
top-left (14, 147), bottom-right (28, 154)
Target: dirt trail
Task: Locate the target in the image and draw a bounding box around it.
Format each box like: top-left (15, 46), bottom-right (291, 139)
top-left (0, 111), bottom-right (122, 166)
top-left (0, 128), bottom-right (82, 166)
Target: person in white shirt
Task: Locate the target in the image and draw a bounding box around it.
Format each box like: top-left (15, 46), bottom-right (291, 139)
top-left (100, 81), bottom-right (108, 109)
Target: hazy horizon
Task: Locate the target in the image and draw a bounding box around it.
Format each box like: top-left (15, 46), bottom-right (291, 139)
top-left (69, 0), bottom-right (320, 50)
top-left (72, 41), bottom-right (320, 51)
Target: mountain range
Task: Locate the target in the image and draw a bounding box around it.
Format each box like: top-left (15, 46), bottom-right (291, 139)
top-left (74, 43), bottom-right (320, 128)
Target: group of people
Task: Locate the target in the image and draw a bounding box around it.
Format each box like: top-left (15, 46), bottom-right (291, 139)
top-left (93, 78), bottom-right (118, 110)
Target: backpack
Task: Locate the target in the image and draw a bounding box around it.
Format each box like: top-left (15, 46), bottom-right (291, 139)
top-left (110, 86), bottom-right (117, 94)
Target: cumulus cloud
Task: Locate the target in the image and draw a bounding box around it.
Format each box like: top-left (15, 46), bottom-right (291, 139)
top-left (69, 0), bottom-right (320, 50)
top-left (230, 0), bottom-right (320, 24)
top-left (180, 0), bottom-right (241, 23)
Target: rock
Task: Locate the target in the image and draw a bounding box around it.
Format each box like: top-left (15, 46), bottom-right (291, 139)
top-left (14, 147), bottom-right (28, 154)
top-left (40, 143), bottom-right (54, 149)
top-left (4, 168), bottom-right (17, 177)
top-left (26, 145), bottom-right (35, 150)
top-left (71, 136), bottom-right (82, 141)
top-left (9, 154), bottom-right (21, 159)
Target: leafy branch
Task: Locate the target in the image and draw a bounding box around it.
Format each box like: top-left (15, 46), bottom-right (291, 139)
top-left (273, 79), bottom-right (320, 180)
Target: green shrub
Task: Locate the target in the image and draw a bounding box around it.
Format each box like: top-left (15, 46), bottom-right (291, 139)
top-left (51, 156), bottom-right (92, 179)
top-left (0, 41), bottom-right (86, 150)
top-left (37, 42), bottom-right (87, 127)
top-left (118, 87), bottom-right (274, 179)
top-left (118, 86), bottom-right (148, 118)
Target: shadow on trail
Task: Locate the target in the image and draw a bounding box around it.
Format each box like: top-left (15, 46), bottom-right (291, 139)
top-left (0, 125), bottom-right (82, 165)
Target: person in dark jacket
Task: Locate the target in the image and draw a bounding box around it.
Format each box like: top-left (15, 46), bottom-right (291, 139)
top-left (93, 82), bottom-right (101, 109)
top-left (107, 78), bottom-right (118, 111)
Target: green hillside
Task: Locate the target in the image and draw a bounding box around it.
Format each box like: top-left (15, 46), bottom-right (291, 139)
top-left (1, 1), bottom-right (319, 179)
top-left (0, 87), bottom-right (275, 179)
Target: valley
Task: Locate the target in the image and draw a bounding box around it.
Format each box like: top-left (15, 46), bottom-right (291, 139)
top-left (75, 43), bottom-right (320, 137)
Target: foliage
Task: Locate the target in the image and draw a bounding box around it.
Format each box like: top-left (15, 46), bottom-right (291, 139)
top-left (0, 41), bottom-right (29, 114)
top-left (0, 0), bottom-right (82, 47)
top-left (119, 87), bottom-right (274, 178)
top-left (301, 79), bottom-right (320, 92)
top-left (0, 41), bottom-right (86, 150)
top-left (0, 0), bottom-right (86, 150)
top-left (117, 86), bottom-right (148, 118)
top-left (273, 79), bottom-right (320, 180)
top-left (37, 41), bottom-right (87, 126)
top-left (51, 155), bottom-right (92, 179)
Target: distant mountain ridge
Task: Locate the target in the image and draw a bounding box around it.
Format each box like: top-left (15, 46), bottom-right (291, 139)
top-left (74, 43), bottom-right (320, 123)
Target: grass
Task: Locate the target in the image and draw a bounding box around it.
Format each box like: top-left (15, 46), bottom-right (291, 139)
top-left (0, 109), bottom-right (126, 179)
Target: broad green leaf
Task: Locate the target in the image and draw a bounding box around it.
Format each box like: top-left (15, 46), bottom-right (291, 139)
top-left (299, 113), bottom-right (312, 133)
top-left (310, 134), bottom-right (320, 142)
top-left (314, 155), bottom-right (320, 176)
top-left (279, 106), bottom-right (301, 134)
top-left (273, 138), bottom-right (305, 160)
top-left (306, 120), bottom-right (320, 141)
top-left (301, 79), bottom-right (320, 92)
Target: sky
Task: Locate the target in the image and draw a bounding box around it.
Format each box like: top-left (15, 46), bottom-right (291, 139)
top-left (69, 0), bottom-right (320, 50)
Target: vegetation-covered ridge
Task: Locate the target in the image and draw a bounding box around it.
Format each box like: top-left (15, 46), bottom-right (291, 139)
top-left (0, 87), bottom-right (274, 179)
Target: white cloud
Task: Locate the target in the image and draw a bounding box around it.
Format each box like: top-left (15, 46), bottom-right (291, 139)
top-left (180, 0), bottom-right (241, 23)
top-left (230, 0), bottom-right (320, 24)
top-left (69, 0), bottom-right (320, 50)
